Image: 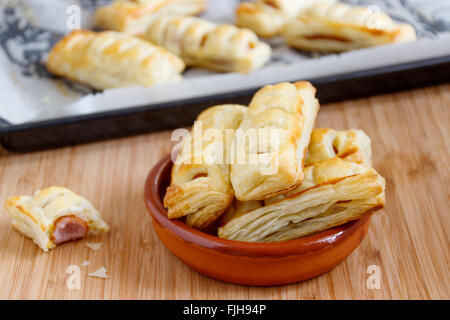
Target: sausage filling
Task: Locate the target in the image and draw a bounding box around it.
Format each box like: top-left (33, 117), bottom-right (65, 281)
top-left (52, 215), bottom-right (88, 245)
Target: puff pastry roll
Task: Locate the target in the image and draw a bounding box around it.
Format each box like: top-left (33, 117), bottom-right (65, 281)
top-left (218, 158), bottom-right (385, 242)
top-left (94, 0), bottom-right (207, 34)
top-left (5, 187), bottom-right (109, 251)
top-left (282, 2), bottom-right (416, 52)
top-left (305, 128), bottom-right (372, 166)
top-left (46, 30), bottom-right (185, 90)
top-left (230, 81), bottom-right (319, 201)
top-left (143, 16), bottom-right (271, 73)
top-left (164, 104), bottom-right (247, 229)
top-left (236, 0), bottom-right (337, 38)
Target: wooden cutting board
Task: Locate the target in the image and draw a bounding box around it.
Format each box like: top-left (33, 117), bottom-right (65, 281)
top-left (0, 84), bottom-right (448, 299)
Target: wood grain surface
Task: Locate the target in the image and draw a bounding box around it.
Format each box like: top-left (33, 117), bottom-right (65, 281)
top-left (0, 84), bottom-right (448, 300)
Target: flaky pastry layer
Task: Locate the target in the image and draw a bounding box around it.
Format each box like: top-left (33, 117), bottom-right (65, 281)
top-left (219, 158), bottom-right (385, 242)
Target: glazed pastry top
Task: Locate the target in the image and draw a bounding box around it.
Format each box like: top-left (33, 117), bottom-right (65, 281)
top-left (236, 0), bottom-right (337, 37)
top-left (230, 81), bottom-right (319, 201)
top-left (94, 0), bottom-right (207, 34)
top-left (164, 104), bottom-right (247, 229)
top-left (282, 2), bottom-right (416, 51)
top-left (46, 30), bottom-right (185, 89)
top-left (144, 16), bottom-right (271, 73)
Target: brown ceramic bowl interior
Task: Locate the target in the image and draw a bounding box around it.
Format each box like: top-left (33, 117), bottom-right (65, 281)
top-left (144, 155), bottom-right (372, 286)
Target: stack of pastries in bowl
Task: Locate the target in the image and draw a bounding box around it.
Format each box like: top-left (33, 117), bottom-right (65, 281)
top-left (163, 81), bottom-right (386, 242)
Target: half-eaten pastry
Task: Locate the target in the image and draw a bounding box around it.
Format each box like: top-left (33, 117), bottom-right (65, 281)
top-left (143, 16), bottom-right (272, 73)
top-left (94, 0), bottom-right (207, 35)
top-left (282, 2), bottom-right (416, 52)
top-left (46, 30), bottom-right (185, 90)
top-left (5, 186), bottom-right (109, 251)
top-left (236, 0), bottom-right (337, 38)
top-left (164, 104), bottom-right (247, 229)
top-left (219, 158), bottom-right (385, 242)
top-left (230, 81), bottom-right (319, 201)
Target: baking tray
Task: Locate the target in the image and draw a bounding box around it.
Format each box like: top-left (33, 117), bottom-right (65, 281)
top-left (1, 0), bottom-right (450, 152)
top-left (1, 54), bottom-right (449, 152)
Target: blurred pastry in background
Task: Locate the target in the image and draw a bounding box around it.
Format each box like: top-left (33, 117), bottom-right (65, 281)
top-left (5, 186), bottom-right (109, 251)
top-left (94, 0), bottom-right (207, 35)
top-left (235, 0), bottom-right (337, 38)
top-left (282, 2), bottom-right (416, 52)
top-left (144, 16), bottom-right (272, 73)
top-left (46, 30), bottom-right (185, 90)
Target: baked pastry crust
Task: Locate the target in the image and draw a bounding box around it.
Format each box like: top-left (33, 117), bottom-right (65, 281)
top-left (218, 158), bottom-right (385, 242)
top-left (94, 0), bottom-right (207, 34)
top-left (230, 81), bottom-right (319, 201)
top-left (5, 186), bottom-right (109, 251)
top-left (236, 0), bottom-right (337, 38)
top-left (46, 30), bottom-right (185, 90)
top-left (282, 2), bottom-right (416, 52)
top-left (305, 128), bottom-right (372, 166)
top-left (164, 104), bottom-right (247, 229)
top-left (144, 16), bottom-right (271, 73)
top-left (219, 128), bottom-right (372, 226)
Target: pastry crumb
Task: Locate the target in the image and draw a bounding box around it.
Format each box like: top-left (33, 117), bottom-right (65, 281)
top-left (85, 242), bottom-right (103, 251)
top-left (88, 267), bottom-right (108, 279)
top-left (82, 260), bottom-right (90, 266)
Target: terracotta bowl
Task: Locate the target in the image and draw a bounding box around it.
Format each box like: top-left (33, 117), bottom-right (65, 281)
top-left (144, 155), bottom-right (372, 286)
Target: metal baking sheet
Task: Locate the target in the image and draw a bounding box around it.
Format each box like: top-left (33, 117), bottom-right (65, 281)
top-left (0, 0), bottom-right (449, 151)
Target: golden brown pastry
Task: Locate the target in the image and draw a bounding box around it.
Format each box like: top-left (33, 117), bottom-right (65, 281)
top-left (218, 158), bottom-right (385, 242)
top-left (236, 0), bottom-right (337, 38)
top-left (230, 81), bottom-right (319, 201)
top-left (282, 2), bottom-right (416, 52)
top-left (46, 30), bottom-right (185, 90)
top-left (164, 104), bottom-right (247, 229)
top-left (94, 0), bottom-right (207, 35)
top-left (305, 128), bottom-right (372, 166)
top-left (220, 128), bottom-right (372, 226)
top-left (5, 186), bottom-right (109, 251)
top-left (143, 16), bottom-right (272, 73)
